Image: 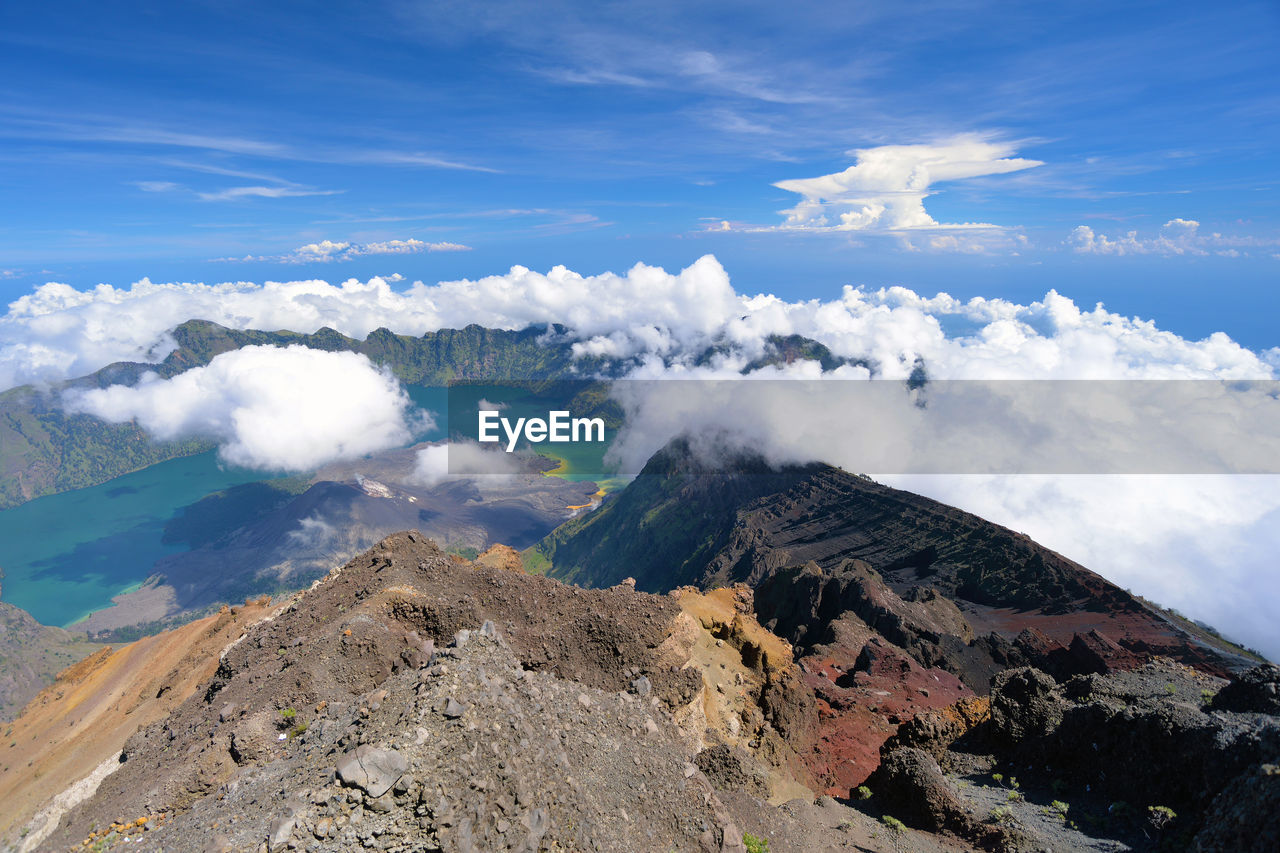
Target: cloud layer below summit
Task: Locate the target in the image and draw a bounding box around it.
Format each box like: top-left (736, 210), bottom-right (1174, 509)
top-left (2, 255), bottom-right (1275, 393)
top-left (5, 255), bottom-right (1280, 657)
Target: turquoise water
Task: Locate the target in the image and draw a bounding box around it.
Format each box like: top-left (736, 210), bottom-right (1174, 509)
top-left (0, 390), bottom-right (449, 628)
top-left (0, 451), bottom-right (285, 628)
top-left (0, 386), bottom-right (603, 629)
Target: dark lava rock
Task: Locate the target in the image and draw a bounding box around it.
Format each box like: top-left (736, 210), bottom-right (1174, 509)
top-left (1194, 763), bottom-right (1280, 852)
top-left (1213, 664), bottom-right (1280, 715)
top-left (869, 747), bottom-right (967, 834)
top-left (988, 667), bottom-right (1063, 745)
top-left (695, 743), bottom-right (770, 799)
top-left (869, 746), bottom-right (1018, 850)
top-left (981, 660), bottom-right (1280, 841)
top-left (1064, 629), bottom-right (1144, 675)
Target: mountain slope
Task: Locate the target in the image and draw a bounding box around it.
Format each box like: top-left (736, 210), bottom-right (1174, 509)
top-left (25, 532), bottom-right (935, 853)
top-left (0, 599), bottom-right (105, 720)
top-left (532, 441), bottom-right (1258, 682)
top-left (0, 320), bottom-right (847, 510)
top-left (0, 597), bottom-right (276, 845)
top-left (12, 530), bottom-right (1276, 852)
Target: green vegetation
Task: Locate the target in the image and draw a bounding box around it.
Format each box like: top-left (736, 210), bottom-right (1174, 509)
top-left (529, 439), bottom-right (813, 588)
top-left (989, 806), bottom-right (1014, 825)
top-left (0, 383), bottom-right (211, 510)
top-left (742, 833), bottom-right (769, 853)
top-left (1148, 805), bottom-right (1176, 832)
top-left (279, 708), bottom-right (296, 720)
top-left (992, 772), bottom-right (1019, 791)
top-left (519, 548), bottom-right (553, 576)
top-left (855, 784), bottom-right (872, 800)
top-left (1050, 800), bottom-right (1069, 819)
top-left (880, 816), bottom-right (908, 852)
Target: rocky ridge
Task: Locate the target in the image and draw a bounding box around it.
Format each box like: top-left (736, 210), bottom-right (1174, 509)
top-left (27, 533), bottom-right (902, 852)
top-left (5, 527), bottom-right (1276, 852)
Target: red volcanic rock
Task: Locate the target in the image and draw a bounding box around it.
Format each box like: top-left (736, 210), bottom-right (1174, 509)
top-left (796, 626), bottom-right (973, 796)
top-left (1015, 626), bottom-right (1066, 660)
top-left (1066, 629), bottom-right (1145, 674)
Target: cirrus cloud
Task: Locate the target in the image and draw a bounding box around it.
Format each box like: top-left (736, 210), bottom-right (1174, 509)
top-left (215, 238), bottom-right (473, 264)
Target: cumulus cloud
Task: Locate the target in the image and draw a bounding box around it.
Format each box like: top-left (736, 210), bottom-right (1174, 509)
top-left (63, 345), bottom-right (424, 471)
top-left (758, 136), bottom-right (1041, 240)
top-left (217, 238), bottom-right (472, 264)
top-left (410, 441), bottom-right (528, 487)
top-left (3, 255), bottom-right (1275, 393)
top-left (1068, 219), bottom-right (1280, 257)
top-left (3, 254), bottom-right (1280, 656)
top-left (601, 375), bottom-right (1280, 659)
top-left (884, 474), bottom-right (1280, 662)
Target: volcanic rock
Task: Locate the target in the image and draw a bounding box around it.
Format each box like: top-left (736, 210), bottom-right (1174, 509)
top-left (336, 745), bottom-right (408, 798)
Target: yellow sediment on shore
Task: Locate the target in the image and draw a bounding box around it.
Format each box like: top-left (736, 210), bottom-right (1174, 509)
top-left (541, 454), bottom-right (569, 477)
top-left (567, 488), bottom-right (607, 510)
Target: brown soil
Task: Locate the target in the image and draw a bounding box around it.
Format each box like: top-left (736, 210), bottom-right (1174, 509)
top-left (0, 601), bottom-right (105, 721)
top-left (32, 533), bottom-right (920, 853)
top-left (0, 599), bottom-right (276, 845)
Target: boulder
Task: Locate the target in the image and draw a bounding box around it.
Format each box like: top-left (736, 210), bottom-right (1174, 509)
top-left (1194, 763), bottom-right (1280, 852)
top-left (336, 745), bottom-right (408, 798)
top-left (988, 667), bottom-right (1064, 745)
top-left (1213, 664), bottom-right (1280, 715)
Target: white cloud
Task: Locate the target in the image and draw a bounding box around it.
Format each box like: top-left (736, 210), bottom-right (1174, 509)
top-left (218, 238), bottom-right (473, 264)
top-left (135, 181), bottom-right (181, 193)
top-left (197, 185), bottom-right (342, 202)
top-left (1069, 219), bottom-right (1280, 257)
top-left (604, 377), bottom-right (1280, 477)
top-left (63, 345), bottom-right (424, 471)
top-left (288, 514), bottom-right (338, 548)
top-left (883, 474), bottom-right (1280, 661)
top-left (761, 135), bottom-right (1042, 239)
top-left (410, 441), bottom-right (527, 487)
top-left (2, 255), bottom-right (1274, 394)
top-left (359, 239), bottom-right (471, 255)
top-left (3, 256), bottom-right (1276, 393)
top-left (3, 255), bottom-right (1279, 658)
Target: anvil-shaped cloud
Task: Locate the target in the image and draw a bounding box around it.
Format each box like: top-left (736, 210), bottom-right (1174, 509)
top-left (773, 136), bottom-right (1042, 233)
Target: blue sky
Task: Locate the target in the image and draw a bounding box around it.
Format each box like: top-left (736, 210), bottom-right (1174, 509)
top-left (1, 0), bottom-right (1278, 346)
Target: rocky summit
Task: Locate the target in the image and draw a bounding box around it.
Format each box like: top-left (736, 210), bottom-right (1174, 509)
top-left (3, 450), bottom-right (1278, 852)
